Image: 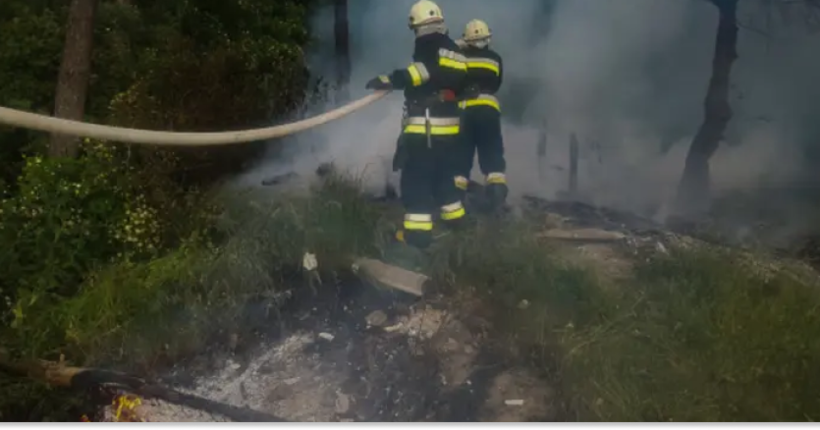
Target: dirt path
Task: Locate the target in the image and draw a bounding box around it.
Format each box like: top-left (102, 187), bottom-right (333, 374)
top-left (115, 277), bottom-right (555, 422)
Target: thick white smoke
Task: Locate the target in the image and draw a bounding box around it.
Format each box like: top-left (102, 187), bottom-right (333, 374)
top-left (238, 0), bottom-right (820, 220)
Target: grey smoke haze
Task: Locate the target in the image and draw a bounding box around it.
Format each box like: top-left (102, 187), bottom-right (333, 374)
top-left (239, 0), bottom-right (820, 221)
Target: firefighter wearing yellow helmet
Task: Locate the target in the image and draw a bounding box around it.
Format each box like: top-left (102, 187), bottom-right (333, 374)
top-left (455, 19), bottom-right (508, 212)
top-left (365, 0), bottom-right (469, 262)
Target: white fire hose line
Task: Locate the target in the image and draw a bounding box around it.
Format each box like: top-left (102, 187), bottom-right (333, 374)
top-left (0, 91), bottom-right (389, 146)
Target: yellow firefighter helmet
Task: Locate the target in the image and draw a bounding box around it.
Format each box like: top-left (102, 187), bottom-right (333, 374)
top-left (409, 0), bottom-right (444, 29)
top-left (463, 19), bottom-right (491, 41)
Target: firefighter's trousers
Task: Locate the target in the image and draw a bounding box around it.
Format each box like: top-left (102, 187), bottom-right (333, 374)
top-left (395, 116), bottom-right (466, 249)
top-left (457, 96), bottom-right (507, 205)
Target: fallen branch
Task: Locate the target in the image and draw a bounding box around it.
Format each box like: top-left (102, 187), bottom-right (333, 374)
top-left (537, 228), bottom-right (626, 243)
top-left (0, 350), bottom-right (288, 422)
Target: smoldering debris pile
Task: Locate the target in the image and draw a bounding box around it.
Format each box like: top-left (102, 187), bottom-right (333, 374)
top-left (522, 195), bottom-right (663, 234)
top-left (98, 282), bottom-right (555, 422)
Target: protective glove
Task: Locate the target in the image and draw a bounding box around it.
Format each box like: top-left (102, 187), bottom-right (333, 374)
top-left (455, 38), bottom-right (467, 49)
top-left (366, 75), bottom-right (393, 90)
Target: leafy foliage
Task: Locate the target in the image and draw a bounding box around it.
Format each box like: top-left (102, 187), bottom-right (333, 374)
top-left (0, 0), bottom-right (317, 420)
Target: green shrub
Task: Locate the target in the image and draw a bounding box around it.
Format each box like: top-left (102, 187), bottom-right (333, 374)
top-left (0, 171), bottom-right (384, 419)
top-left (0, 142), bottom-right (167, 355)
top-left (3, 172), bottom-right (383, 364)
top-left (0, 0), bottom-right (320, 420)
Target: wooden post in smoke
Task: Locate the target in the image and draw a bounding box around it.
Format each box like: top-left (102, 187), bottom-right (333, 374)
top-left (537, 118), bottom-right (547, 186)
top-left (569, 132), bottom-right (579, 198)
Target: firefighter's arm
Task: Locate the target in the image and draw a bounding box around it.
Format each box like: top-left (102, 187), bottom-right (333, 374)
top-left (490, 54), bottom-right (504, 93)
top-left (365, 53), bottom-right (436, 91)
top-left (366, 56), bottom-right (434, 91)
top-left (438, 46), bottom-right (470, 101)
top-left (388, 42), bottom-right (467, 91)
top-left (499, 55), bottom-right (504, 87)
top-left (387, 46), bottom-right (439, 90)
top-left (365, 74), bottom-right (393, 90)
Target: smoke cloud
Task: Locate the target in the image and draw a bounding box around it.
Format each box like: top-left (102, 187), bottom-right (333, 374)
top-left (238, 0), bottom-right (820, 224)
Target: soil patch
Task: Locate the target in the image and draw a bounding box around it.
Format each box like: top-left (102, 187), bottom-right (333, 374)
top-left (110, 275), bottom-right (556, 422)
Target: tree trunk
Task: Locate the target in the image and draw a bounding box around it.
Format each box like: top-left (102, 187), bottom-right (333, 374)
top-left (334, 0), bottom-right (351, 103)
top-left (49, 0), bottom-right (98, 158)
top-left (674, 0), bottom-right (738, 218)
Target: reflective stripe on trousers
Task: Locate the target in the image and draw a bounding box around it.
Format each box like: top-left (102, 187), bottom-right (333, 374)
top-left (440, 201), bottom-right (466, 221)
top-left (459, 94), bottom-right (500, 112)
top-left (402, 116), bottom-right (460, 135)
top-left (404, 213), bottom-right (433, 231)
top-left (454, 175), bottom-right (469, 191)
top-left (486, 172), bottom-right (506, 185)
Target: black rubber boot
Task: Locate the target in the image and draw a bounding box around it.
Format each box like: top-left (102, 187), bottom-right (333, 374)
top-left (383, 230), bottom-right (429, 273)
top-left (485, 183), bottom-right (508, 213)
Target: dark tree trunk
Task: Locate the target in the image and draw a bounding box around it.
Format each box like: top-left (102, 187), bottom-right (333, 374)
top-left (334, 0), bottom-right (351, 103)
top-left (674, 0), bottom-right (738, 218)
top-left (49, 0), bottom-right (98, 158)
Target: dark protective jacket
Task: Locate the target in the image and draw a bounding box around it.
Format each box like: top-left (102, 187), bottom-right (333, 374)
top-left (460, 44), bottom-right (503, 111)
top-left (388, 31), bottom-right (468, 119)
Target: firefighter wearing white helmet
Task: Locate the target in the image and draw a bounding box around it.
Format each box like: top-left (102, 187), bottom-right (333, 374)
top-left (454, 19), bottom-right (508, 212)
top-left (408, 0), bottom-right (443, 28)
top-left (365, 0), bottom-right (469, 262)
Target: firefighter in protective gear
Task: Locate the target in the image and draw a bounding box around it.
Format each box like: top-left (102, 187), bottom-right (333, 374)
top-left (365, 0), bottom-right (469, 253)
top-left (455, 19), bottom-right (508, 211)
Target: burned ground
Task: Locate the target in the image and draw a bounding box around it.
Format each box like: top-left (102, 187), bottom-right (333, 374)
top-left (117, 271), bottom-right (556, 422)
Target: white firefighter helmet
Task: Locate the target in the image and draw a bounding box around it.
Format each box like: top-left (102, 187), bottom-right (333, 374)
top-left (463, 19), bottom-right (491, 41)
top-left (409, 0), bottom-right (444, 29)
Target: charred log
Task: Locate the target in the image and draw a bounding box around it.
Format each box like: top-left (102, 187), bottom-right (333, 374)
top-left (0, 350), bottom-right (288, 422)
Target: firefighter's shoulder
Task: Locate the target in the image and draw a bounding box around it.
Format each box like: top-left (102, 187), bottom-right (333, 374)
top-left (485, 47), bottom-right (502, 62)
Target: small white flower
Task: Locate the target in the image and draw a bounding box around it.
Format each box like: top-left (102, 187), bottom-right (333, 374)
top-left (302, 252), bottom-right (318, 271)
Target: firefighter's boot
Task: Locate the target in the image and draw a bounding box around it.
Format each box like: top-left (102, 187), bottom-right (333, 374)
top-left (486, 182), bottom-right (508, 212)
top-left (384, 230), bottom-right (429, 273)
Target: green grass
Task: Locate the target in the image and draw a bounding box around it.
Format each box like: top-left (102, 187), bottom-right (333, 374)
top-left (0, 172), bottom-right (387, 419)
top-left (447, 218), bottom-right (820, 422)
top-left (558, 248), bottom-right (820, 421)
top-left (5, 176), bottom-right (820, 422)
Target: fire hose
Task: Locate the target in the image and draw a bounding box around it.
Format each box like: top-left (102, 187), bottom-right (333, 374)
top-left (0, 91), bottom-right (389, 146)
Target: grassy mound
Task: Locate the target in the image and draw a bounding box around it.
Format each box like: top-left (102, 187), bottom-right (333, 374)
top-left (442, 217), bottom-right (820, 421)
top-left (4, 176), bottom-right (820, 421)
top-left (559, 249), bottom-right (820, 421)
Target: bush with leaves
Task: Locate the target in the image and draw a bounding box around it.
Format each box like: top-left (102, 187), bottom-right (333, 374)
top-left (0, 0), bottom-right (319, 323)
top-left (0, 141), bottom-right (166, 344)
top-left (0, 0), bottom-right (321, 420)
